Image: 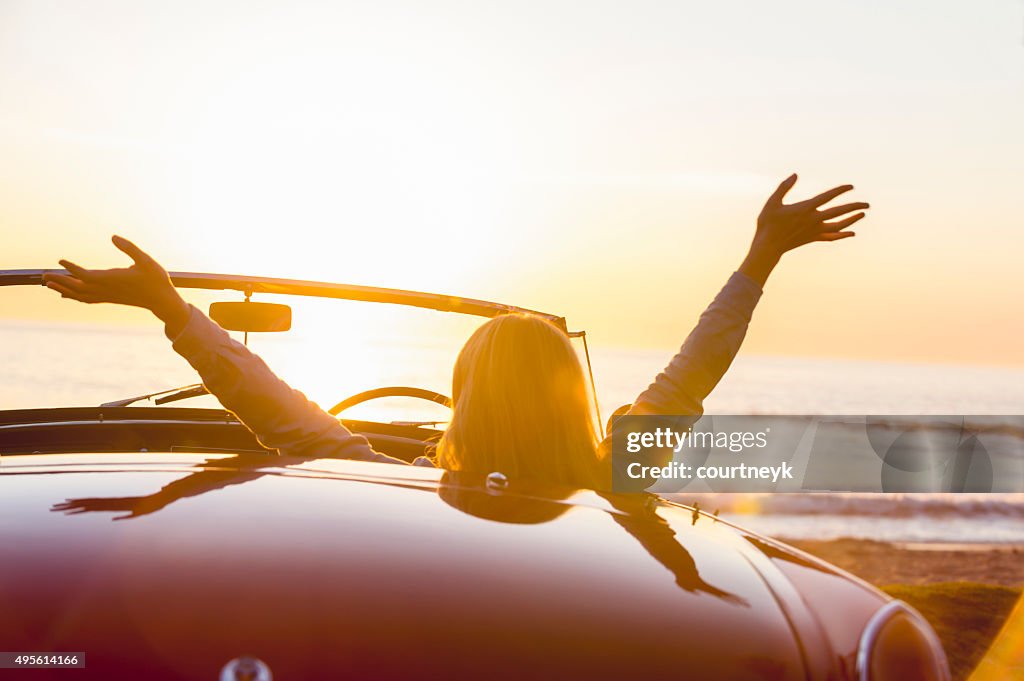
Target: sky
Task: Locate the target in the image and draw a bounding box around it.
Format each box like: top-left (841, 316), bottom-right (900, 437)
top-left (1, 0), bottom-right (1022, 366)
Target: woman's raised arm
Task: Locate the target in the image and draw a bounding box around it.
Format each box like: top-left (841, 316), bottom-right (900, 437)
top-left (629, 174), bottom-right (868, 417)
top-left (42, 236), bottom-right (406, 464)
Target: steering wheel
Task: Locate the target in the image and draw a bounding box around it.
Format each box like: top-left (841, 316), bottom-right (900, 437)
top-left (328, 386), bottom-right (453, 417)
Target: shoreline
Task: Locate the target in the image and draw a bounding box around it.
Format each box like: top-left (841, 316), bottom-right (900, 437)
top-left (785, 538), bottom-right (1024, 587)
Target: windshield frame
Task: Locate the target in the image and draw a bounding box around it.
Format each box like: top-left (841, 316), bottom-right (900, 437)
top-left (0, 269), bottom-right (570, 331)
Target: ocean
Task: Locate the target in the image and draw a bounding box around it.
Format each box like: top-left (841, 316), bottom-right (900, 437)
top-left (3, 319), bottom-right (1023, 543)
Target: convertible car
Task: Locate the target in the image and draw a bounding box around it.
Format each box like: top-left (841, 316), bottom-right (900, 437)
top-left (0, 270), bottom-right (949, 680)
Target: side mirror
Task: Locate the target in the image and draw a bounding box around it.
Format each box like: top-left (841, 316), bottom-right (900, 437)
top-left (209, 301), bottom-right (292, 333)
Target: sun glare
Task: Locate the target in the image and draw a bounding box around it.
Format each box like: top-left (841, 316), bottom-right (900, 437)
top-left (162, 55), bottom-right (510, 293)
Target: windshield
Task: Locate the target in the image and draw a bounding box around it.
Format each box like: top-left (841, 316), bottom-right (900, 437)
top-left (1, 283), bottom-right (485, 424)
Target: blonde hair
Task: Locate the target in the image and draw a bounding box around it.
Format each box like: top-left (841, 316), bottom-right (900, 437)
top-left (434, 313), bottom-right (606, 489)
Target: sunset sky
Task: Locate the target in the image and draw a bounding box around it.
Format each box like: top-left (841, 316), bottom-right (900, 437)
top-left (1, 0), bottom-right (1022, 366)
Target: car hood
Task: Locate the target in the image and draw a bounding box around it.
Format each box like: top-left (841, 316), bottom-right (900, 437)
top-left (0, 452), bottom-right (872, 680)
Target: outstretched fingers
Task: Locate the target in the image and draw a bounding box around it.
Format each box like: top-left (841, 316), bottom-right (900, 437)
top-left (803, 184), bottom-right (854, 208)
top-left (767, 173), bottom-right (798, 206)
top-left (816, 231), bottom-right (856, 242)
top-left (822, 212), bottom-right (866, 232)
top-left (44, 277), bottom-right (101, 303)
top-left (42, 273), bottom-right (88, 292)
top-left (819, 202), bottom-right (869, 221)
top-left (57, 259), bottom-right (92, 280)
top-left (112, 235), bottom-right (157, 268)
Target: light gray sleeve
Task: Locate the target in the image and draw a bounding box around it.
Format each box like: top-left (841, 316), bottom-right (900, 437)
top-left (629, 270), bottom-right (763, 417)
top-left (600, 271), bottom-right (763, 488)
top-left (169, 305), bottom-right (409, 465)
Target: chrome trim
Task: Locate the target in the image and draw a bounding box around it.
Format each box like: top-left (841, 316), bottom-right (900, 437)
top-left (486, 471), bottom-right (510, 492)
top-left (0, 269), bottom-right (568, 328)
top-left (856, 599), bottom-right (950, 681)
top-left (220, 656), bottom-right (272, 681)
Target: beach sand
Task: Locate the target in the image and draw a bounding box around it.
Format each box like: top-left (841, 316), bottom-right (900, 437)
top-left (786, 539), bottom-right (1024, 587)
top-left (788, 539), bottom-right (1024, 681)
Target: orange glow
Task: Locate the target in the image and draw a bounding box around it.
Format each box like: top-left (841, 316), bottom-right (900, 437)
top-left (1, 1), bottom-right (1021, 370)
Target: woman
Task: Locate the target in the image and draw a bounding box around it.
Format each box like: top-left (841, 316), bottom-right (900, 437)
top-left (43, 174), bottom-right (867, 490)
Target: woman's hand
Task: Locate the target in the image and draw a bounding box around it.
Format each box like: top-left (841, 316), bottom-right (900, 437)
top-left (42, 236), bottom-right (191, 335)
top-left (740, 174), bottom-right (869, 286)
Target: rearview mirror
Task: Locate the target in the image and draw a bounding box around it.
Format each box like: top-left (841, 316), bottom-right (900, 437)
top-left (209, 301), bottom-right (292, 333)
